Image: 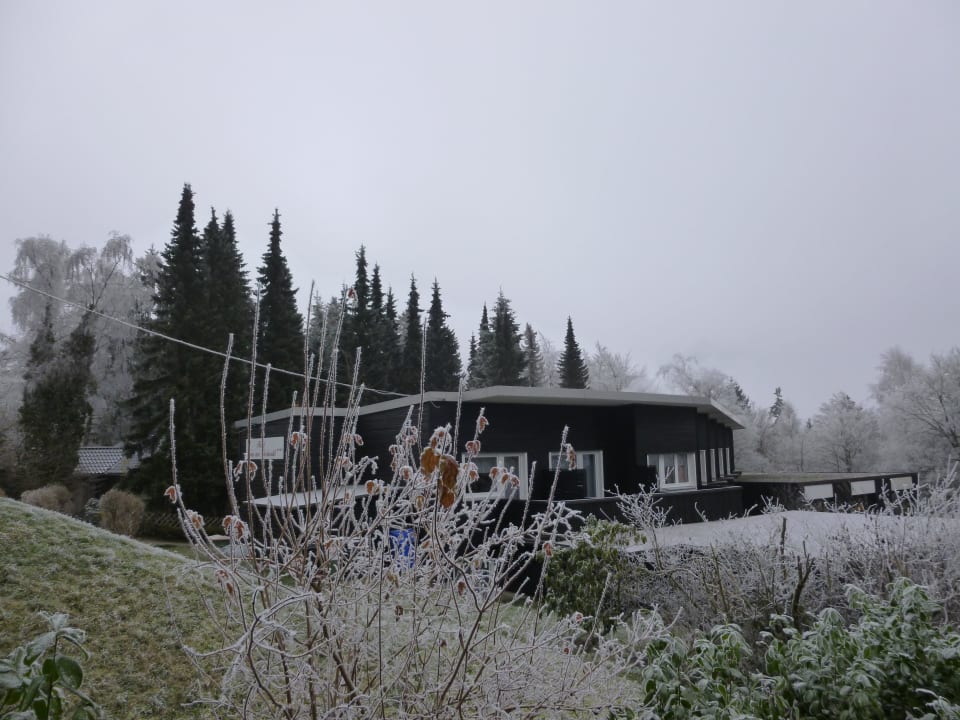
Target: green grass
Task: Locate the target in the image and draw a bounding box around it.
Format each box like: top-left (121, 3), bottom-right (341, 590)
top-left (0, 499), bottom-right (223, 719)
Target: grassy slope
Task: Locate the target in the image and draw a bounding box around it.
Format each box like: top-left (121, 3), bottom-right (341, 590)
top-left (0, 499), bottom-right (222, 719)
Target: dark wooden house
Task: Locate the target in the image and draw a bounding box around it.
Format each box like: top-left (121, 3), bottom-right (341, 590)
top-left (237, 386), bottom-right (746, 524)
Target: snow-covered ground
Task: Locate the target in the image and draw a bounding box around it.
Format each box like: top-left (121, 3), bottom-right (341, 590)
top-left (624, 510), bottom-right (960, 555)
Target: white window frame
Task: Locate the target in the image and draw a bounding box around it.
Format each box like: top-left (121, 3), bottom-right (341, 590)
top-left (462, 452), bottom-right (528, 501)
top-left (700, 449), bottom-right (708, 484)
top-left (724, 447), bottom-right (731, 475)
top-left (851, 479), bottom-right (876, 496)
top-left (803, 484), bottom-right (833, 501)
top-left (647, 452), bottom-right (697, 491)
top-left (548, 450), bottom-right (605, 499)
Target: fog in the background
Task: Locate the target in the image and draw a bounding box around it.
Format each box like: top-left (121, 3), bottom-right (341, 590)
top-left (2, 1), bottom-right (958, 416)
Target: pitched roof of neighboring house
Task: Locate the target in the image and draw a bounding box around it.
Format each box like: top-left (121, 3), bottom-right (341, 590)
top-left (235, 386), bottom-right (745, 430)
top-left (75, 446), bottom-right (139, 476)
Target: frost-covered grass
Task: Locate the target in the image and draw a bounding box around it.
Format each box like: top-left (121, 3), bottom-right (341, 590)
top-left (0, 498), bottom-right (222, 719)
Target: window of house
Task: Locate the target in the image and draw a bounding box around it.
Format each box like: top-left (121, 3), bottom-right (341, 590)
top-left (548, 450), bottom-right (605, 498)
top-left (724, 447), bottom-right (731, 475)
top-left (647, 452), bottom-right (697, 491)
top-left (463, 452), bottom-right (528, 500)
top-left (700, 449), bottom-right (708, 483)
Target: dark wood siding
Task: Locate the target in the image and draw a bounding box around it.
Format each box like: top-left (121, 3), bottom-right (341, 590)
top-left (357, 405), bottom-right (418, 473)
top-left (423, 401), bottom-right (640, 497)
top-left (235, 399), bottom-right (742, 521)
top-left (634, 405), bottom-right (698, 459)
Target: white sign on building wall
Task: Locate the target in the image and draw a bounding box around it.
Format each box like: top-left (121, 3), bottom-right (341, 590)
top-left (245, 436), bottom-right (286, 461)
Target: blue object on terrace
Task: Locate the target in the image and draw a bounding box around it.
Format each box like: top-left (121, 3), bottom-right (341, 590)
top-left (389, 528), bottom-right (415, 568)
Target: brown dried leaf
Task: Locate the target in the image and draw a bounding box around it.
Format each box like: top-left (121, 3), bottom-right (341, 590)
top-left (421, 447), bottom-right (439, 474)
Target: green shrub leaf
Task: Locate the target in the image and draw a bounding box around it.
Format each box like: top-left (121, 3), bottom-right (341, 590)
top-left (55, 657), bottom-right (82, 689)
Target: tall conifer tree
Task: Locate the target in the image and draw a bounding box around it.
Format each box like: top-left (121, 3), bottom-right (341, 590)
top-left (486, 292), bottom-right (526, 386)
top-left (257, 209), bottom-right (305, 412)
top-left (472, 304), bottom-right (493, 388)
top-left (17, 304), bottom-right (96, 492)
top-left (382, 287), bottom-right (403, 393)
top-left (200, 208), bottom-right (253, 429)
top-left (342, 246), bottom-right (372, 395)
top-left (466, 334), bottom-right (479, 388)
top-left (397, 276), bottom-right (423, 394)
top-left (558, 316), bottom-right (589, 389)
top-left (521, 323), bottom-right (545, 387)
top-left (364, 264), bottom-right (392, 394)
top-left (424, 280), bottom-right (462, 391)
top-left (128, 184), bottom-right (224, 512)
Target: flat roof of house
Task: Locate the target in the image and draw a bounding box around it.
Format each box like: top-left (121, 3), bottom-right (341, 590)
top-left (233, 385), bottom-right (745, 430)
top-left (737, 471), bottom-right (917, 486)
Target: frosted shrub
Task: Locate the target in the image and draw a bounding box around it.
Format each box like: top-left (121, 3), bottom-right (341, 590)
top-left (812, 465), bottom-right (960, 621)
top-left (98, 488), bottom-right (145, 537)
top-left (21, 483), bottom-right (73, 514)
top-left (619, 464), bottom-right (960, 635)
top-left (615, 580), bottom-right (960, 720)
top-left (164, 311), bottom-right (654, 719)
top-left (542, 518), bottom-right (644, 632)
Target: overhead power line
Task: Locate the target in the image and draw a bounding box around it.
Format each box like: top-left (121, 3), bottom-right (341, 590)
top-left (0, 271), bottom-right (406, 399)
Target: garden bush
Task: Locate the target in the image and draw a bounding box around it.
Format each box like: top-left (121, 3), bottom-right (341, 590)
top-left (20, 484), bottom-right (73, 514)
top-left (625, 579), bottom-right (960, 720)
top-left (97, 488), bottom-right (145, 537)
top-left (542, 517), bottom-right (644, 631)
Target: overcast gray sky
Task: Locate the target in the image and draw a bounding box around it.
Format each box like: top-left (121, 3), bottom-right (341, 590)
top-left (2, 1), bottom-right (958, 417)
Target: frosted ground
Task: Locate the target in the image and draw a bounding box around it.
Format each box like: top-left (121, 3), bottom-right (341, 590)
top-left (625, 509), bottom-right (960, 555)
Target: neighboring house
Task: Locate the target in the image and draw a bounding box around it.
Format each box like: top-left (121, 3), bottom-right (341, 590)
top-left (75, 445), bottom-right (139, 496)
top-left (237, 386), bottom-right (750, 524)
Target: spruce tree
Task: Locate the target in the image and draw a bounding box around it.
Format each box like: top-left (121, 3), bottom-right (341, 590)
top-left (17, 304), bottom-right (95, 493)
top-left (17, 310), bottom-right (96, 491)
top-left (521, 323), bottom-right (545, 387)
top-left (472, 304), bottom-right (493, 388)
top-left (342, 246), bottom-right (373, 395)
top-left (424, 280), bottom-right (462, 391)
top-left (486, 292), bottom-right (526, 386)
top-left (363, 264), bottom-right (391, 394)
top-left (558, 316), bottom-right (589, 389)
top-left (200, 208), bottom-right (253, 430)
top-left (307, 294), bottom-right (342, 380)
top-left (127, 184), bottom-right (225, 514)
top-left (382, 287), bottom-right (403, 393)
top-left (466, 334), bottom-right (479, 388)
top-left (397, 276), bottom-right (423, 395)
top-left (257, 209), bottom-right (305, 411)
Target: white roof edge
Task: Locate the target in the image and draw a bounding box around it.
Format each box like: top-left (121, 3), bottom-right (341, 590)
top-left (234, 386), bottom-right (745, 430)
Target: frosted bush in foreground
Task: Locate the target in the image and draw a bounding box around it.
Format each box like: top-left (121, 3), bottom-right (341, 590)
top-left (618, 461), bottom-right (960, 635)
top-left (164, 305), bottom-right (653, 719)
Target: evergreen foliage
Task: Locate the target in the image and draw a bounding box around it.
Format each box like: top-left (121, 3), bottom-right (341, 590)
top-left (363, 263), bottom-right (397, 394)
top-left (521, 323), bottom-right (545, 387)
top-left (17, 307), bottom-right (95, 492)
top-left (342, 246), bottom-right (372, 393)
top-left (381, 287), bottom-right (403, 392)
top-left (200, 209), bottom-right (253, 433)
top-left (770, 386), bottom-right (784, 419)
top-left (558, 316), bottom-right (589, 389)
top-left (471, 304), bottom-right (494, 387)
top-left (486, 292), bottom-right (526, 386)
top-left (424, 280), bottom-right (462, 391)
top-left (397, 276), bottom-right (423, 395)
top-left (127, 184), bottom-right (226, 514)
top-left (256, 209), bottom-right (305, 412)
top-left (307, 294), bottom-right (342, 382)
top-left (466, 334), bottom-right (479, 388)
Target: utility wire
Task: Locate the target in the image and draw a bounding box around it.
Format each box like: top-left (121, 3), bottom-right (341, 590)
top-left (0, 271), bottom-right (407, 398)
